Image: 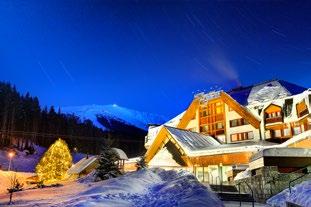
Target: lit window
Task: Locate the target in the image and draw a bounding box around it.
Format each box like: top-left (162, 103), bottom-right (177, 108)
top-left (231, 134), bottom-right (238, 142)
top-left (216, 107), bottom-right (222, 114)
top-left (247, 131), bottom-right (254, 139)
top-left (216, 122), bottom-right (223, 129)
top-left (283, 128), bottom-right (291, 136)
top-left (274, 130), bottom-right (281, 137)
top-left (294, 127), bottom-right (301, 135)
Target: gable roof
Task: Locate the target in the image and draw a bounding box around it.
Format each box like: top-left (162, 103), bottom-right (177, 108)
top-left (145, 126), bottom-right (220, 164)
top-left (165, 126), bottom-right (221, 152)
top-left (227, 79), bottom-right (307, 106)
top-left (67, 156), bottom-right (98, 175)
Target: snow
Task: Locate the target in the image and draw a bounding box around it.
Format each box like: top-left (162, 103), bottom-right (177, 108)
top-left (148, 147), bottom-right (181, 167)
top-left (0, 171), bottom-right (35, 194)
top-left (234, 168), bottom-right (251, 181)
top-left (247, 81), bottom-right (290, 105)
top-left (164, 111), bottom-right (185, 127)
top-left (165, 126), bottom-right (220, 152)
top-left (0, 146), bottom-right (45, 172)
top-left (61, 104), bottom-right (167, 130)
top-left (0, 169), bottom-right (224, 207)
top-left (266, 180), bottom-right (311, 207)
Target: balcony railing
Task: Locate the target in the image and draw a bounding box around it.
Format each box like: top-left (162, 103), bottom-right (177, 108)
top-left (265, 116), bottom-right (283, 124)
top-left (298, 108), bottom-right (309, 118)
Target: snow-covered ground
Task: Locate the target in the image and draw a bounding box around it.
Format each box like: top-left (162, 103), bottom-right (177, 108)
top-left (0, 171), bottom-right (35, 194)
top-left (61, 104), bottom-right (166, 130)
top-left (266, 180), bottom-right (311, 207)
top-left (0, 169), bottom-right (223, 207)
top-left (0, 146), bottom-right (87, 172)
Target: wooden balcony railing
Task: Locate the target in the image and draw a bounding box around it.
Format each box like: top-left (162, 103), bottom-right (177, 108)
top-left (265, 116), bottom-right (283, 124)
top-left (298, 108), bottom-right (309, 118)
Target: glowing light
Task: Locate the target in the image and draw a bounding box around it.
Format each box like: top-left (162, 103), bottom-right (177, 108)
top-left (35, 138), bottom-right (72, 184)
top-left (8, 152), bottom-right (15, 158)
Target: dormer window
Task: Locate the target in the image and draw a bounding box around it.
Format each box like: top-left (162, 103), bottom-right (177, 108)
top-left (283, 98), bottom-right (293, 117)
top-left (264, 104), bottom-right (283, 124)
top-left (296, 100), bottom-right (309, 118)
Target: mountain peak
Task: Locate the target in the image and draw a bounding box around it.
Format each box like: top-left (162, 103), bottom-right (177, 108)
top-left (61, 104), bottom-right (167, 131)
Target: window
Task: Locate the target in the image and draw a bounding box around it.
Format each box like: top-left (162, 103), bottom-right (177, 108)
top-left (231, 134), bottom-right (238, 142)
top-left (274, 130), bottom-right (282, 137)
top-left (216, 107), bottom-right (222, 114)
top-left (200, 125), bottom-right (208, 132)
top-left (216, 122), bottom-right (223, 129)
top-left (296, 100), bottom-right (309, 118)
top-left (284, 99), bottom-right (293, 117)
top-left (294, 126), bottom-right (301, 135)
top-left (284, 128), bottom-right (291, 136)
top-left (247, 131), bottom-right (254, 139)
top-left (229, 118), bottom-right (248, 127)
top-left (230, 131), bottom-right (254, 142)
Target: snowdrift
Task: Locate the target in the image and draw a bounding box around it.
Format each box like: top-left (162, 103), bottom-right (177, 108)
top-left (0, 169), bottom-right (223, 207)
top-left (266, 180), bottom-right (311, 207)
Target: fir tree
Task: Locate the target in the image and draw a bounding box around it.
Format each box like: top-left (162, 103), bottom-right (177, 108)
top-left (95, 145), bottom-right (121, 181)
top-left (136, 155), bottom-right (147, 170)
top-left (35, 138), bottom-right (72, 184)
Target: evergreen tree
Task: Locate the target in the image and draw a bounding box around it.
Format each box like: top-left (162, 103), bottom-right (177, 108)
top-left (136, 155), bottom-right (147, 170)
top-left (95, 145), bottom-right (121, 181)
top-left (35, 138), bottom-right (72, 184)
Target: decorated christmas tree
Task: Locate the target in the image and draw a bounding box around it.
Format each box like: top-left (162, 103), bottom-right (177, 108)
top-left (95, 145), bottom-right (121, 181)
top-left (36, 138), bottom-right (72, 184)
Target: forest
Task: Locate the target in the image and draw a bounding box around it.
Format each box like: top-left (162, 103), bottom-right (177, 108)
top-left (0, 82), bottom-right (146, 157)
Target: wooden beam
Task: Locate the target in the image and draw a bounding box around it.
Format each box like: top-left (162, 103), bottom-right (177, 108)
top-left (177, 98), bottom-right (200, 129)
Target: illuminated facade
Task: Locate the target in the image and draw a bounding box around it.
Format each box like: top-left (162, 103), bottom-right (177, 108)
top-left (144, 80), bottom-right (311, 183)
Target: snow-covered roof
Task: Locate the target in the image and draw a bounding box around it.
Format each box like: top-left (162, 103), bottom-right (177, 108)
top-left (164, 126), bottom-right (220, 152)
top-left (112, 148), bottom-right (128, 160)
top-left (67, 156), bottom-right (98, 175)
top-left (187, 140), bottom-right (277, 157)
top-left (227, 79), bottom-right (306, 106)
top-left (164, 111), bottom-right (185, 127)
top-left (250, 147), bottom-right (311, 162)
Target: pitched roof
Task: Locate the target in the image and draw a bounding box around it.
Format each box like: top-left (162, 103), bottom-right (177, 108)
top-left (165, 126), bottom-right (221, 152)
top-left (227, 79), bottom-right (307, 106)
top-left (112, 148), bottom-right (128, 160)
top-left (67, 156), bottom-right (98, 175)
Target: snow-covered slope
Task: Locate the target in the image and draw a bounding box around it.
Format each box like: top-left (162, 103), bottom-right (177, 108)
top-left (0, 169), bottom-right (224, 206)
top-left (61, 104), bottom-right (166, 131)
top-left (266, 180), bottom-right (311, 207)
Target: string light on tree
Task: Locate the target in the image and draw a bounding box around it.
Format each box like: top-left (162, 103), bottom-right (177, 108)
top-left (35, 138), bottom-right (72, 184)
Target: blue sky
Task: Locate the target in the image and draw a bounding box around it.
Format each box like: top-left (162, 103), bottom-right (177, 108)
top-left (1, 0), bottom-right (311, 118)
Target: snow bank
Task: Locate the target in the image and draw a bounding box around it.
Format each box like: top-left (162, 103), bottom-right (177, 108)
top-left (0, 169), bottom-right (223, 207)
top-left (266, 180), bottom-right (311, 207)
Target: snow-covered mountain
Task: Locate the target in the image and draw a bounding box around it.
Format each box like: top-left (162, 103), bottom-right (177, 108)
top-left (61, 104), bottom-right (167, 131)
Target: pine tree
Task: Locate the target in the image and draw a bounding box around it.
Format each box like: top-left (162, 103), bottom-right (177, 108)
top-left (35, 138), bottom-right (72, 184)
top-left (136, 155), bottom-right (147, 170)
top-left (95, 145), bottom-right (121, 181)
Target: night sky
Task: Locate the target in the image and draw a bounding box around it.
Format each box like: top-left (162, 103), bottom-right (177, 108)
top-left (1, 0), bottom-right (311, 118)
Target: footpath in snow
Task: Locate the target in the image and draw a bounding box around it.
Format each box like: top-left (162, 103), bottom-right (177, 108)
top-left (0, 168), bottom-right (223, 207)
